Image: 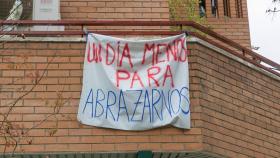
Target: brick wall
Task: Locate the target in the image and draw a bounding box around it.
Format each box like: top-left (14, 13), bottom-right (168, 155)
top-left (205, 0), bottom-right (251, 47)
top-left (1, 39), bottom-right (279, 157)
top-left (0, 0), bottom-right (251, 47)
top-left (60, 0), bottom-right (169, 20)
top-left (0, 41), bottom-right (202, 153)
top-left (59, 0), bottom-right (251, 48)
top-left (190, 42), bottom-right (280, 157)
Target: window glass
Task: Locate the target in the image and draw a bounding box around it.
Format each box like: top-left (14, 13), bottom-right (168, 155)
top-left (235, 0), bottom-right (243, 18)
top-left (0, 0), bottom-right (33, 20)
top-left (211, 0), bottom-right (218, 17)
top-left (223, 0), bottom-right (231, 17)
top-left (199, 0), bottom-right (206, 17)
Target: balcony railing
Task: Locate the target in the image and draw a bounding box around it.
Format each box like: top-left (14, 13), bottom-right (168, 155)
top-left (1, 20), bottom-right (280, 78)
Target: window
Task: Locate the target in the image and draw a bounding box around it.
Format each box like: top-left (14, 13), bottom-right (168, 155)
top-left (0, 0), bottom-right (33, 31)
top-left (199, 0), bottom-right (206, 17)
top-left (235, 0), bottom-right (243, 18)
top-left (223, 0), bottom-right (231, 17)
top-left (211, 0), bottom-right (218, 17)
top-left (0, 0), bottom-right (33, 20)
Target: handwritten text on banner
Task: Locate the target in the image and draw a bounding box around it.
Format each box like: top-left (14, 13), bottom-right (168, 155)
top-left (77, 33), bottom-right (190, 130)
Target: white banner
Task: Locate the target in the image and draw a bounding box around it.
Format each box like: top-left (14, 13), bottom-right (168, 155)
top-left (77, 33), bottom-right (190, 130)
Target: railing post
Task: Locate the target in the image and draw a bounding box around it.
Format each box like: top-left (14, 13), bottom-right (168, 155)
top-left (81, 24), bottom-right (84, 38)
top-left (242, 49), bottom-right (246, 57)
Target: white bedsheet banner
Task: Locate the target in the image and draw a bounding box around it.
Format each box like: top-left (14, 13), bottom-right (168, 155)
top-left (77, 33), bottom-right (190, 130)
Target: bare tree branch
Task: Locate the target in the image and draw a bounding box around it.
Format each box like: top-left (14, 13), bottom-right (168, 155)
top-left (0, 52), bottom-right (73, 154)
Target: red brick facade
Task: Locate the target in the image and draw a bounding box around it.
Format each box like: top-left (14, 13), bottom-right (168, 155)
top-left (0, 0), bottom-right (251, 47)
top-left (1, 40), bottom-right (279, 157)
top-left (1, 0), bottom-right (279, 158)
top-left (191, 43), bottom-right (280, 157)
top-left (59, 0), bottom-right (250, 47)
top-left (60, 0), bottom-right (170, 20)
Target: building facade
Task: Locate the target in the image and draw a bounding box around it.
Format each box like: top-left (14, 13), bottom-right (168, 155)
top-left (0, 0), bottom-right (280, 158)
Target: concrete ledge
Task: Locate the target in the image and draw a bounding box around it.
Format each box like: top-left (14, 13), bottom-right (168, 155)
top-left (0, 151), bottom-right (222, 158)
top-left (1, 36), bottom-right (279, 82)
top-left (188, 37), bottom-right (280, 82)
top-left (0, 37), bottom-right (86, 42)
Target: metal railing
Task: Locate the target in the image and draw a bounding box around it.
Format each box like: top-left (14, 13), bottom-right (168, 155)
top-left (1, 20), bottom-right (280, 78)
